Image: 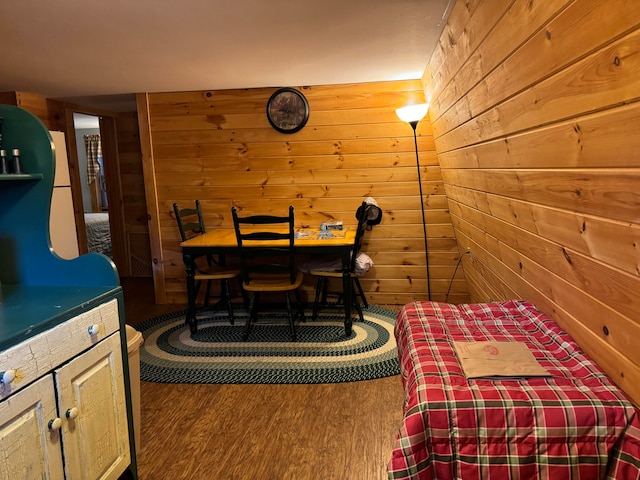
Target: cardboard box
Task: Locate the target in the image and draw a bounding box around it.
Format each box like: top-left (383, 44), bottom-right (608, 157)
top-left (453, 341), bottom-right (551, 379)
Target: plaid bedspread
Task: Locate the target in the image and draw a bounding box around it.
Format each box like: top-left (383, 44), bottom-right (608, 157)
top-left (388, 301), bottom-right (640, 480)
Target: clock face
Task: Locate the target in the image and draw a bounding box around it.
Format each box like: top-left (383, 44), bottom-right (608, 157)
top-left (266, 88), bottom-right (309, 134)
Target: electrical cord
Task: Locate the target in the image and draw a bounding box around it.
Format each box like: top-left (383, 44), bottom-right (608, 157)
top-left (445, 250), bottom-right (472, 303)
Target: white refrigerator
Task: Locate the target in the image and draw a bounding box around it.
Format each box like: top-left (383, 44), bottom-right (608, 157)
top-left (49, 130), bottom-right (79, 259)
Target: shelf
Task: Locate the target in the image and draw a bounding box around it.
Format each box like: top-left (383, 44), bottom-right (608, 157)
top-left (0, 173), bottom-right (43, 181)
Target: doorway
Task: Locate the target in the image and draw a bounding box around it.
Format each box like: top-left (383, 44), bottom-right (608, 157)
top-left (63, 106), bottom-right (128, 276)
top-left (73, 112), bottom-right (113, 258)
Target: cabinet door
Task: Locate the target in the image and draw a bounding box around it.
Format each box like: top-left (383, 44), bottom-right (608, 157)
top-left (0, 374), bottom-right (65, 480)
top-left (56, 332), bottom-right (130, 480)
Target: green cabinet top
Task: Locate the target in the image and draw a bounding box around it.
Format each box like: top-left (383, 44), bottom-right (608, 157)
top-left (0, 285), bottom-right (121, 351)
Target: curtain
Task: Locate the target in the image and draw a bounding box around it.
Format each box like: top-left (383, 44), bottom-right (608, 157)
top-left (84, 134), bottom-right (102, 184)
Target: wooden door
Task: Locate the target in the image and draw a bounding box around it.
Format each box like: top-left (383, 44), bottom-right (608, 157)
top-left (55, 332), bottom-right (130, 480)
top-left (0, 374), bottom-right (64, 480)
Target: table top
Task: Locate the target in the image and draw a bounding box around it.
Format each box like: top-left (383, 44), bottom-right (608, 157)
top-left (181, 228), bottom-right (355, 248)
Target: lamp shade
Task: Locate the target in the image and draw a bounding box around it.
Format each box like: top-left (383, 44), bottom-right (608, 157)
top-left (395, 103), bottom-right (429, 123)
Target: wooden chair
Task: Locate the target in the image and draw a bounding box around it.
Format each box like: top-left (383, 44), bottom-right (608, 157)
top-left (231, 205), bottom-right (305, 341)
top-left (173, 201), bottom-right (244, 323)
top-left (308, 201), bottom-right (373, 322)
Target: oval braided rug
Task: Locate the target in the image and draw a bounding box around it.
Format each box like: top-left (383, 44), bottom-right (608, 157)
top-left (136, 305), bottom-right (400, 384)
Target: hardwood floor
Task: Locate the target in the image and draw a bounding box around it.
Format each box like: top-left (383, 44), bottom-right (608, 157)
top-left (121, 278), bottom-right (405, 480)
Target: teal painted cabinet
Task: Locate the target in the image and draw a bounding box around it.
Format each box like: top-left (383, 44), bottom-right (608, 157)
top-left (0, 105), bottom-right (138, 479)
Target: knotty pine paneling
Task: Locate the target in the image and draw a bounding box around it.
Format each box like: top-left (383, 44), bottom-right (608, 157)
top-left (0, 91), bottom-right (65, 131)
top-left (424, 0), bottom-right (640, 405)
top-left (137, 80), bottom-right (468, 306)
top-left (115, 111), bottom-right (152, 277)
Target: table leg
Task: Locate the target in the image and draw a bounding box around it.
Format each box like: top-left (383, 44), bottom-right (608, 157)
top-left (341, 248), bottom-right (352, 336)
top-left (184, 252), bottom-right (198, 333)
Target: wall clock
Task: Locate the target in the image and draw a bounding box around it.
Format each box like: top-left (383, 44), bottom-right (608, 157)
top-left (266, 88), bottom-right (309, 134)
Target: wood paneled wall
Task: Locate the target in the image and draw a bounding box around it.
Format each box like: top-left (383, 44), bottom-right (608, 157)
top-left (424, 0), bottom-right (640, 405)
top-left (0, 91), bottom-right (65, 131)
top-left (137, 81), bottom-right (469, 305)
top-left (115, 112), bottom-right (151, 277)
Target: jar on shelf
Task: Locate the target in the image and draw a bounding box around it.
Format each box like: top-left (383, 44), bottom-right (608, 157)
top-left (11, 148), bottom-right (22, 174)
top-left (0, 149), bottom-right (7, 174)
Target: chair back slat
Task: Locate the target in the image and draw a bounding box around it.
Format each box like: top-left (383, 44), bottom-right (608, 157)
top-left (235, 214), bottom-right (291, 225)
top-left (231, 206), bottom-right (298, 285)
top-left (173, 200), bottom-right (207, 241)
top-left (174, 200), bottom-right (221, 269)
top-left (241, 232), bottom-right (291, 242)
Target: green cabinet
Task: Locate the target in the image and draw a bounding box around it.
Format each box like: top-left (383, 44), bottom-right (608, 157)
top-left (0, 105), bottom-right (138, 479)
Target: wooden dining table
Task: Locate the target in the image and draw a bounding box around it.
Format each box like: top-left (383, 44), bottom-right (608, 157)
top-left (180, 228), bottom-right (357, 336)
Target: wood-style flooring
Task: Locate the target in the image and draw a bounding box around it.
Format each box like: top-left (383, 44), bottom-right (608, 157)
top-left (121, 278), bottom-right (405, 480)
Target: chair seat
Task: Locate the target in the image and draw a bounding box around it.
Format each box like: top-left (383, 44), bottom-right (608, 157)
top-left (242, 272), bottom-right (304, 292)
top-left (194, 267), bottom-right (242, 281)
top-left (309, 269), bottom-right (360, 278)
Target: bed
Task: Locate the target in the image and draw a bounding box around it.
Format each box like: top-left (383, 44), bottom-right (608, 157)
top-left (388, 300), bottom-right (640, 480)
top-left (84, 212), bottom-right (112, 257)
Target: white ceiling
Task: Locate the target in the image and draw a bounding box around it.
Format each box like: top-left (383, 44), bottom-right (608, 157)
top-left (1, 0), bottom-right (452, 111)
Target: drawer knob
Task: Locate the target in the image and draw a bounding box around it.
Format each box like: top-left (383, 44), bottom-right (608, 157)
top-left (66, 407), bottom-right (79, 419)
top-left (48, 418), bottom-right (62, 431)
top-left (0, 370), bottom-right (16, 384)
top-left (88, 324), bottom-right (100, 335)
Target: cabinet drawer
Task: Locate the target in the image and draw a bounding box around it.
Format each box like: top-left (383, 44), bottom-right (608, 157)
top-left (0, 298), bottom-right (119, 400)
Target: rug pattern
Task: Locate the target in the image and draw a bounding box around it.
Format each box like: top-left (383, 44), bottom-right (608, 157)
top-left (137, 305), bottom-right (400, 384)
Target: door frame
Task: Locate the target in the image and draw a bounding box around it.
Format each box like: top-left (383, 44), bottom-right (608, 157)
top-left (63, 105), bottom-right (129, 276)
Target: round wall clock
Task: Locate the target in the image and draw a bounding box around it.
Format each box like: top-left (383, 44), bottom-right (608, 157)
top-left (266, 88), bottom-right (309, 134)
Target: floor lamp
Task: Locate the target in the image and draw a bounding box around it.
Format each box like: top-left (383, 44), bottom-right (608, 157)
top-left (396, 103), bottom-right (431, 300)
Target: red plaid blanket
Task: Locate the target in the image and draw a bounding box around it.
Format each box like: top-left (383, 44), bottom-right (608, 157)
top-left (388, 301), bottom-right (640, 480)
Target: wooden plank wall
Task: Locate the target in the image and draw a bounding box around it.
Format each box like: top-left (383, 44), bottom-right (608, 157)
top-left (115, 112), bottom-right (151, 277)
top-left (137, 81), bottom-right (469, 306)
top-left (423, 0), bottom-right (640, 405)
top-left (0, 91), bottom-right (65, 131)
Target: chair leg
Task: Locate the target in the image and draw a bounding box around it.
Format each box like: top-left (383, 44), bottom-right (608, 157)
top-left (353, 277), bottom-right (368, 309)
top-left (203, 280), bottom-right (213, 308)
top-left (238, 278), bottom-right (250, 310)
top-left (194, 280), bottom-right (202, 300)
top-left (312, 276), bottom-right (323, 320)
top-left (294, 288), bottom-right (305, 322)
top-left (243, 292), bottom-right (257, 341)
top-left (320, 277), bottom-right (329, 304)
top-left (284, 292), bottom-right (297, 341)
top-left (352, 283), bottom-right (364, 322)
top-left (253, 292), bottom-right (260, 319)
top-left (222, 279), bottom-right (234, 325)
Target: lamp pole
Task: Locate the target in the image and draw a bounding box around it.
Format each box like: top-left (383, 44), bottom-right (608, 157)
top-left (396, 104), bottom-right (431, 301)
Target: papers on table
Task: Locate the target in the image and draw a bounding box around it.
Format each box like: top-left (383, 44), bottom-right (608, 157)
top-left (295, 228), bottom-right (349, 240)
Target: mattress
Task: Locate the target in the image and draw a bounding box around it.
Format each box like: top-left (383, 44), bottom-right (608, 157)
top-left (84, 212), bottom-right (111, 257)
top-left (388, 300), bottom-right (640, 480)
